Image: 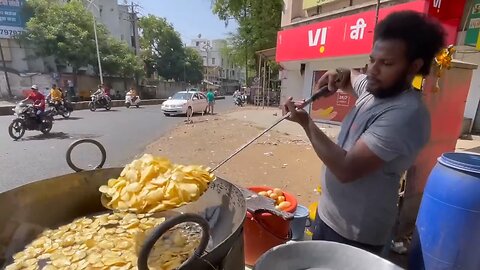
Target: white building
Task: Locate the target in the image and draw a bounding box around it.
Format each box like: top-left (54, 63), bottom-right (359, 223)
top-left (188, 38), bottom-right (245, 85)
top-left (87, 0), bottom-right (139, 53)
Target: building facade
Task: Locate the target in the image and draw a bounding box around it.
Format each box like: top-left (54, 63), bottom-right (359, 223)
top-left (278, 0), bottom-right (467, 122)
top-left (188, 38), bottom-right (246, 86)
top-left (87, 0), bottom-right (139, 54)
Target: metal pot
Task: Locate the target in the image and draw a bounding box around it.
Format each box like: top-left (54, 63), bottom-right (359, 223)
top-left (0, 141), bottom-right (247, 270)
top-left (253, 241), bottom-right (403, 270)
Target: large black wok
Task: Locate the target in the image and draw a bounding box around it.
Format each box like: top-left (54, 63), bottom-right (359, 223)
top-left (0, 142), bottom-right (246, 269)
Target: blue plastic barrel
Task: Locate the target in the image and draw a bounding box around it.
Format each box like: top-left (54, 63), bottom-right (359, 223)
top-left (409, 152), bottom-right (480, 270)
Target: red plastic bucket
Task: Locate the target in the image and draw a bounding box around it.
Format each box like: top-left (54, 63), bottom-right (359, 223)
top-left (243, 186), bottom-right (297, 266)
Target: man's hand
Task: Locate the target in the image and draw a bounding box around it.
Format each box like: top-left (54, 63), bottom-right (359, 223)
top-left (283, 97), bottom-right (310, 127)
top-left (316, 68), bottom-right (350, 94)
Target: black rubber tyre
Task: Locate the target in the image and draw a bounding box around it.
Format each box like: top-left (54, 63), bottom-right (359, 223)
top-left (8, 119), bottom-right (25, 140)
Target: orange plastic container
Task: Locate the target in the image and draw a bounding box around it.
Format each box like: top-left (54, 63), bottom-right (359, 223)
top-left (243, 186), bottom-right (298, 266)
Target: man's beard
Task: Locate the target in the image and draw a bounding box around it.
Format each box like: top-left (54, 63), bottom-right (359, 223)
top-left (367, 73), bottom-right (411, 99)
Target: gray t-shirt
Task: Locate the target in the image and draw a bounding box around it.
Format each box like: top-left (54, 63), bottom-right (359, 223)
top-left (318, 74), bottom-right (430, 246)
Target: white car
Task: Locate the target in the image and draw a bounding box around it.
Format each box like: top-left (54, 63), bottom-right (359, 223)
top-left (161, 91), bottom-right (208, 116)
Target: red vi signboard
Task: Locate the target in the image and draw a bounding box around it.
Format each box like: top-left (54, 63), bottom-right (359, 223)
top-left (276, 0), bottom-right (427, 62)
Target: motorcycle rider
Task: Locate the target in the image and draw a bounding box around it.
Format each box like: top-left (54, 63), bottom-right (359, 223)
top-left (126, 87), bottom-right (140, 105)
top-left (233, 89), bottom-right (243, 106)
top-left (47, 84), bottom-right (64, 107)
top-left (93, 84), bottom-right (110, 104)
top-left (21, 85), bottom-right (45, 122)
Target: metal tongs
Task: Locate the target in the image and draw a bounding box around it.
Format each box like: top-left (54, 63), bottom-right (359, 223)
top-left (211, 85), bottom-right (331, 172)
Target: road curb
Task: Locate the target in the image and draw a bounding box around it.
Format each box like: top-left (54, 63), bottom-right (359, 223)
top-left (0, 96), bottom-right (226, 116)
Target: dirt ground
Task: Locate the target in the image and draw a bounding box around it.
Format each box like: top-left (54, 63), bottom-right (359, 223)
top-left (144, 111), bottom-right (323, 207)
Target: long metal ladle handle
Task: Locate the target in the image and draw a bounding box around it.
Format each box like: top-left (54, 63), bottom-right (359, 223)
top-left (211, 86), bottom-right (331, 172)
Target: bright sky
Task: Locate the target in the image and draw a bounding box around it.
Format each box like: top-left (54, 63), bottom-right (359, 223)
top-left (133, 0), bottom-right (238, 43)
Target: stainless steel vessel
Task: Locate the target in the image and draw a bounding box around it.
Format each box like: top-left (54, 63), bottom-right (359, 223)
top-left (253, 241), bottom-right (403, 270)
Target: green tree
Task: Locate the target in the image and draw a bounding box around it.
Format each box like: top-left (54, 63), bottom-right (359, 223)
top-left (212, 0), bottom-right (283, 83)
top-left (183, 47), bottom-right (204, 84)
top-left (23, 0), bottom-right (102, 79)
top-left (101, 37), bottom-right (144, 88)
top-left (138, 15), bottom-right (185, 81)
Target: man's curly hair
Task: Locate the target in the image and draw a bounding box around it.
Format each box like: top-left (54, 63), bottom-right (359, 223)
top-left (374, 11), bottom-right (446, 76)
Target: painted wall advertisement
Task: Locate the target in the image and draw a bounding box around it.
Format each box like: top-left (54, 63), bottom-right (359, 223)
top-left (465, 0), bottom-right (480, 47)
top-left (310, 70), bottom-right (356, 123)
top-left (0, 0), bottom-right (26, 39)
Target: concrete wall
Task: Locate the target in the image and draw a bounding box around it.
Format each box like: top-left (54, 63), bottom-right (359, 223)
top-left (149, 81), bottom-right (188, 99)
top-left (0, 39), bottom-right (51, 73)
top-left (282, 0), bottom-right (403, 28)
top-left (455, 43), bottom-right (480, 132)
top-left (0, 72), bottom-right (51, 98)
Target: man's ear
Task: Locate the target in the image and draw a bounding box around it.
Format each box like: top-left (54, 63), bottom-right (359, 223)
top-left (410, 58), bottom-right (424, 75)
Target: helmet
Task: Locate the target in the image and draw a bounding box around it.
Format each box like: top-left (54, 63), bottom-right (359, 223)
top-left (31, 85), bottom-right (38, 90)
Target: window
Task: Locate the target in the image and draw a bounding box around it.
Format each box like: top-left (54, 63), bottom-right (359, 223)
top-left (231, 70), bottom-right (235, 77)
top-left (199, 93), bottom-right (206, 99)
top-left (212, 58), bottom-right (216, 65)
top-left (221, 58), bottom-right (224, 66)
top-left (172, 92), bottom-right (192, 100)
top-left (196, 41), bottom-right (199, 46)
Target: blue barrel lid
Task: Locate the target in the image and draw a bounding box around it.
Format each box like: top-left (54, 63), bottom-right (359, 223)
top-left (438, 152), bottom-right (480, 174)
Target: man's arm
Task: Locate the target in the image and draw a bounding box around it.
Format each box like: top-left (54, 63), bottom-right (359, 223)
top-left (315, 68), bottom-right (364, 98)
top-left (301, 118), bottom-right (384, 183)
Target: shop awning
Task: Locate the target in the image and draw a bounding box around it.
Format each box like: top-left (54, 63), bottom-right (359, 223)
top-left (256, 48), bottom-right (276, 61)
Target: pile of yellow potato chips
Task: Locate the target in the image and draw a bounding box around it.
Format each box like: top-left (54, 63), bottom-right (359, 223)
top-left (99, 154), bottom-right (215, 214)
top-left (5, 212), bottom-right (200, 270)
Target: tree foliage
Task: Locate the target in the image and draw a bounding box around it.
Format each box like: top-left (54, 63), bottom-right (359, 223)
top-left (212, 0), bottom-right (283, 81)
top-left (139, 15), bottom-right (203, 83)
top-left (23, 0), bottom-right (143, 82)
top-left (184, 47), bottom-right (204, 84)
top-left (23, 0), bottom-right (100, 73)
top-left (101, 37), bottom-right (144, 78)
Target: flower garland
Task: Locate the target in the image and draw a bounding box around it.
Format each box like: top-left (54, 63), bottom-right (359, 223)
top-left (412, 45), bottom-right (455, 92)
top-left (433, 45), bottom-right (455, 92)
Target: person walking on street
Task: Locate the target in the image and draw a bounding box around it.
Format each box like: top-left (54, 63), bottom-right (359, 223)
top-left (67, 80), bottom-right (75, 99)
top-left (283, 11), bottom-right (445, 255)
top-left (206, 89), bottom-right (215, 115)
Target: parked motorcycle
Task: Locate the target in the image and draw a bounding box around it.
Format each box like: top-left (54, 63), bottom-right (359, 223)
top-left (89, 94), bottom-right (111, 111)
top-left (8, 102), bottom-right (54, 140)
top-left (125, 95), bottom-right (140, 108)
top-left (48, 99), bottom-right (73, 118)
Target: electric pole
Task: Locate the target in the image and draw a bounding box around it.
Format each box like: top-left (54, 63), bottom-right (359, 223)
top-left (130, 1), bottom-right (139, 55)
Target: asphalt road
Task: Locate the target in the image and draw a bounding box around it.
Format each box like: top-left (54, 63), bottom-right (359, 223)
top-left (0, 97), bottom-right (234, 192)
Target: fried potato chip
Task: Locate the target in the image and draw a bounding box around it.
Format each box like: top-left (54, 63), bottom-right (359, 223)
top-left (99, 154), bottom-right (216, 214)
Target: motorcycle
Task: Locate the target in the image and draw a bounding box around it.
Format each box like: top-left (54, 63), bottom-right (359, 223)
top-left (125, 95), bottom-right (140, 108)
top-left (234, 95), bottom-right (245, 107)
top-left (8, 102), bottom-right (54, 140)
top-left (89, 94), bottom-right (111, 111)
top-left (48, 99), bottom-right (73, 118)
